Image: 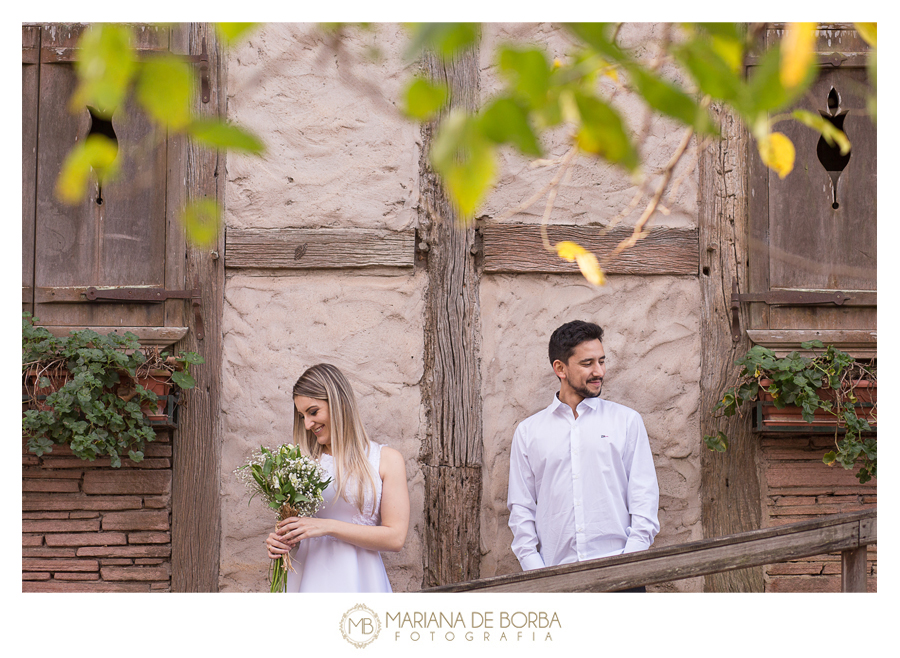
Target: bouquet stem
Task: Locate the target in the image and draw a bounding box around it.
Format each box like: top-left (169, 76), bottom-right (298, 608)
top-left (269, 504), bottom-right (299, 593)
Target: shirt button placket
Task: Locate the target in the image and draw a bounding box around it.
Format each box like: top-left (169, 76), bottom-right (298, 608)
top-left (571, 423), bottom-right (585, 560)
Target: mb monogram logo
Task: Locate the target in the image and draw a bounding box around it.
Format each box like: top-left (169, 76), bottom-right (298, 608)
top-left (340, 604), bottom-right (382, 648)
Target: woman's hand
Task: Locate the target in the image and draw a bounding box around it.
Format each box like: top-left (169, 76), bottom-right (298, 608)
top-left (275, 516), bottom-right (334, 545)
top-left (265, 531), bottom-right (292, 559)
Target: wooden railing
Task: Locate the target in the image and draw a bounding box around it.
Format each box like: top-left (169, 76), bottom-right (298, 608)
top-left (424, 509), bottom-right (876, 593)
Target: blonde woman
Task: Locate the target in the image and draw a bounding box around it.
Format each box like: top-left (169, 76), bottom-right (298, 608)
top-left (265, 363), bottom-right (410, 592)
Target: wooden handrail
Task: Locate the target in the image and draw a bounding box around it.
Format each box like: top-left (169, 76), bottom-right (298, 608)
top-left (424, 509), bottom-right (876, 593)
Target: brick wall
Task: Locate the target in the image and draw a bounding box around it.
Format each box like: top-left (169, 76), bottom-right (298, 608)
top-left (22, 431), bottom-right (173, 592)
top-left (760, 435), bottom-right (876, 593)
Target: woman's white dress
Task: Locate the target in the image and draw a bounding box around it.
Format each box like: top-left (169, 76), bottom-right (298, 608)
top-left (285, 442), bottom-right (392, 593)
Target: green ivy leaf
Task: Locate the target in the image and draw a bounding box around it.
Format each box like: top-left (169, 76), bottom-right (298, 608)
top-left (497, 46), bottom-right (553, 109)
top-left (171, 370), bottom-right (196, 390)
top-left (402, 77), bottom-right (449, 121)
top-left (187, 118), bottom-right (265, 154)
top-left (137, 54), bottom-right (194, 129)
top-left (404, 23), bottom-right (479, 61)
top-left (55, 135), bottom-right (120, 204)
top-left (673, 38), bottom-right (745, 108)
top-left (703, 431), bottom-right (729, 452)
top-left (430, 111), bottom-right (497, 221)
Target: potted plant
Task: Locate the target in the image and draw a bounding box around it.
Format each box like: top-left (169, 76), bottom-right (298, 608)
top-left (22, 312), bottom-right (204, 468)
top-left (703, 340), bottom-right (876, 483)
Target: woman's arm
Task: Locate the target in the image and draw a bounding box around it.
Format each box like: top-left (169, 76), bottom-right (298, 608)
top-left (274, 446), bottom-right (410, 553)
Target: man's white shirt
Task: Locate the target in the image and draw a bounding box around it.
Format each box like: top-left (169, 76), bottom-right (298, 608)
top-left (507, 394), bottom-right (660, 571)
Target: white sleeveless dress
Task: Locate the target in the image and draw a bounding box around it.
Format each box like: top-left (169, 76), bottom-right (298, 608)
top-left (285, 442), bottom-right (392, 593)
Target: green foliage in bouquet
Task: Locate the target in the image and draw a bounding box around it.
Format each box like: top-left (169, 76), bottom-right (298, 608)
top-left (235, 443), bottom-right (333, 592)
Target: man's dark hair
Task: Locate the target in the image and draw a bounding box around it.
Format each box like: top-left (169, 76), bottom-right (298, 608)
top-left (548, 320), bottom-right (604, 366)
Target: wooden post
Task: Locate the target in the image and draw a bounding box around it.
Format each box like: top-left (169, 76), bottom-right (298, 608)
top-left (841, 546), bottom-right (868, 592)
top-left (170, 22), bottom-right (224, 592)
top-left (419, 47), bottom-right (483, 588)
top-left (698, 105), bottom-right (765, 592)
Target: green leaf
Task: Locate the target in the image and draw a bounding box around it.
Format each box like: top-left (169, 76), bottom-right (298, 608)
top-left (402, 77), bottom-right (449, 121)
top-left (624, 64), bottom-right (718, 135)
top-left (573, 92), bottom-right (638, 171)
top-left (171, 370), bottom-right (196, 390)
top-left (215, 23), bottom-right (259, 46)
top-left (497, 46), bottom-right (553, 109)
top-left (72, 24), bottom-right (137, 116)
top-left (137, 54), bottom-right (194, 129)
top-left (404, 23), bottom-right (479, 61)
top-left (55, 135), bottom-right (120, 204)
top-left (181, 199), bottom-right (219, 247)
top-left (127, 450), bottom-right (144, 463)
top-left (746, 46), bottom-right (815, 115)
top-left (564, 23), bottom-right (626, 64)
top-left (479, 97), bottom-right (542, 156)
top-left (703, 431), bottom-right (729, 452)
top-left (791, 110), bottom-right (851, 155)
top-left (430, 111), bottom-right (497, 220)
top-left (673, 38), bottom-right (745, 108)
top-left (187, 119), bottom-right (265, 154)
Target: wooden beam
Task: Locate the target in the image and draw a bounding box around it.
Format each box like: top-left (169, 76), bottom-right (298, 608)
top-left (481, 224), bottom-right (698, 275)
top-left (170, 23), bottom-right (222, 592)
top-left (225, 227), bottom-right (415, 270)
top-left (419, 47), bottom-right (483, 588)
top-left (699, 103), bottom-right (765, 592)
top-left (424, 510), bottom-right (876, 593)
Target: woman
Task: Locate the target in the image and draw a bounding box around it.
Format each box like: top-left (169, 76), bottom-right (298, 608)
top-left (265, 363), bottom-right (410, 592)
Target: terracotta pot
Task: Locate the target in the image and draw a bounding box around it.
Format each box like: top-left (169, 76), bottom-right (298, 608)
top-left (134, 370), bottom-right (173, 421)
top-left (757, 379), bottom-right (876, 429)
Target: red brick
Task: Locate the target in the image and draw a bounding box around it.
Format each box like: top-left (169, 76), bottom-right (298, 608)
top-left (22, 519), bottom-right (101, 533)
top-left (101, 565), bottom-right (169, 581)
top-left (22, 581), bottom-right (150, 593)
top-left (23, 558), bottom-right (99, 572)
top-left (45, 532), bottom-right (127, 547)
top-left (128, 532), bottom-right (171, 544)
top-left (766, 463), bottom-right (872, 489)
top-left (143, 496), bottom-right (171, 509)
top-left (39, 458), bottom-right (103, 469)
top-left (150, 582), bottom-right (170, 591)
top-left (23, 494), bottom-right (143, 511)
top-left (55, 572), bottom-right (100, 581)
top-left (767, 576), bottom-right (842, 593)
top-left (22, 512), bottom-right (70, 520)
top-left (22, 479), bottom-right (81, 493)
top-left (83, 471), bottom-right (170, 495)
top-left (22, 468), bottom-right (83, 479)
top-left (144, 443), bottom-right (172, 457)
top-left (102, 510), bottom-right (169, 532)
top-left (77, 544), bottom-right (171, 558)
top-left (769, 504), bottom-right (868, 517)
top-left (134, 558), bottom-right (166, 565)
top-left (100, 559), bottom-right (133, 566)
top-left (22, 535), bottom-right (43, 547)
top-left (69, 512), bottom-right (101, 519)
top-left (23, 454), bottom-right (40, 466)
top-left (22, 573), bottom-right (51, 581)
top-left (23, 547), bottom-right (77, 558)
top-left (768, 562), bottom-right (824, 575)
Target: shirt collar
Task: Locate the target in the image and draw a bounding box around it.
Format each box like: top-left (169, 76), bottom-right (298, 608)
top-left (551, 392), bottom-right (601, 415)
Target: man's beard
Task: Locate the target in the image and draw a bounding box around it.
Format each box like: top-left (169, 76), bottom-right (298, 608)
top-left (573, 380), bottom-right (603, 399)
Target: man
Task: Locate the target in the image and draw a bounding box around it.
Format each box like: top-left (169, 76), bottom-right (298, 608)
top-left (507, 320), bottom-right (660, 583)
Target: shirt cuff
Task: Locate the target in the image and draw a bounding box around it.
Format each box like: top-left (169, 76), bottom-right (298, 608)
top-left (519, 553), bottom-right (546, 571)
top-left (622, 536), bottom-right (650, 554)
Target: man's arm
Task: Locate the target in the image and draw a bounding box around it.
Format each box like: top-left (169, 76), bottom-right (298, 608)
top-left (622, 413), bottom-right (660, 554)
top-left (507, 426), bottom-right (546, 571)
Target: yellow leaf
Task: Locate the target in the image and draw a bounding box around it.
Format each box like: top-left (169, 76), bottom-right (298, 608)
top-left (854, 22), bottom-right (876, 48)
top-left (555, 241), bottom-right (606, 286)
top-left (758, 132), bottom-right (795, 179)
top-left (780, 22), bottom-right (816, 88)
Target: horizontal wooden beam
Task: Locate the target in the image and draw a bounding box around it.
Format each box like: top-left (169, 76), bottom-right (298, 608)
top-left (481, 224), bottom-right (698, 276)
top-left (424, 509), bottom-right (876, 593)
top-left (40, 326), bottom-right (189, 347)
top-left (747, 329), bottom-right (877, 358)
top-left (225, 228), bottom-right (416, 270)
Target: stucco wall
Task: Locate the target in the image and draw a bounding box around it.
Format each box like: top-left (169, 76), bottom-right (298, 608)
top-left (218, 22), bottom-right (703, 593)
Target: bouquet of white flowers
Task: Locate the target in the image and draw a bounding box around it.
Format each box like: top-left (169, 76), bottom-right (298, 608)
top-left (235, 443), bottom-right (332, 592)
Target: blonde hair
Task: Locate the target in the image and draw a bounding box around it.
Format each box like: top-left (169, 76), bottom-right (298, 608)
top-left (292, 364), bottom-right (376, 514)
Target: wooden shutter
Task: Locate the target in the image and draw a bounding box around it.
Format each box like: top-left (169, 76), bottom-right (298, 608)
top-left (745, 26), bottom-right (876, 356)
top-left (23, 23), bottom-right (188, 345)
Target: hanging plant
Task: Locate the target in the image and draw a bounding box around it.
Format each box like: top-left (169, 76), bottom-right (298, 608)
top-left (22, 312), bottom-right (203, 468)
top-left (703, 340), bottom-right (876, 483)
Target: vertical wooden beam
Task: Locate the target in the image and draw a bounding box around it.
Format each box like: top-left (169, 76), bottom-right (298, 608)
top-left (170, 22), bottom-right (223, 592)
top-left (419, 47), bottom-right (483, 587)
top-left (22, 25), bottom-right (41, 316)
top-left (698, 105), bottom-right (765, 592)
top-left (841, 545), bottom-right (867, 592)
